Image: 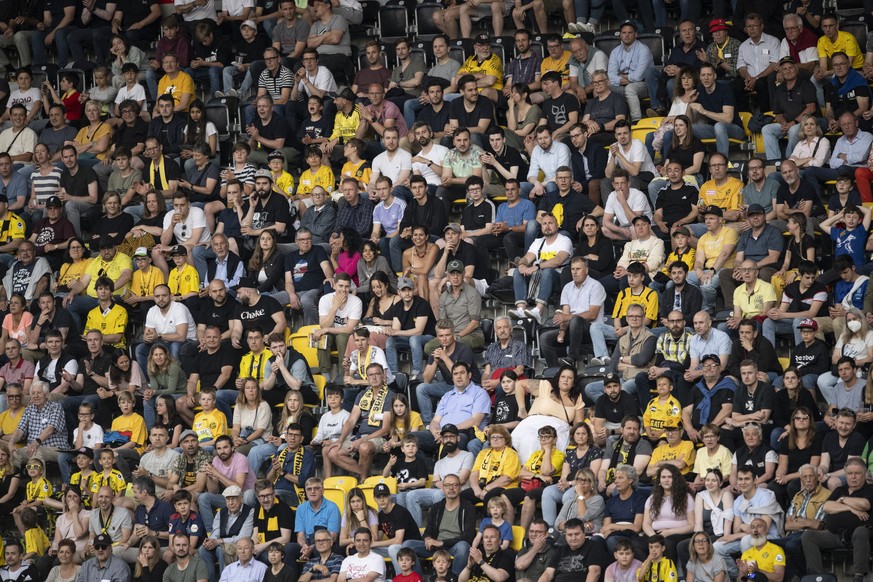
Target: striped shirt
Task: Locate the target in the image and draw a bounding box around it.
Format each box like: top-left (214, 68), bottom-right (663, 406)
top-left (31, 168), bottom-right (62, 205)
top-left (656, 330), bottom-right (694, 366)
top-left (258, 66), bottom-right (294, 101)
top-left (220, 163), bottom-right (257, 189)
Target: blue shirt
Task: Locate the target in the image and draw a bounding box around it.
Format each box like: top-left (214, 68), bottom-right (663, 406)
top-left (294, 498), bottom-right (341, 543)
top-left (495, 198), bottom-right (536, 228)
top-left (169, 511), bottom-right (207, 545)
top-left (832, 225), bottom-right (868, 267)
top-left (0, 171), bottom-right (27, 207)
top-left (134, 499), bottom-right (174, 546)
top-left (830, 130), bottom-right (873, 168)
top-left (218, 558), bottom-right (268, 582)
top-left (434, 383), bottom-right (491, 430)
top-left (607, 40), bottom-right (654, 85)
top-left (835, 277), bottom-right (868, 310)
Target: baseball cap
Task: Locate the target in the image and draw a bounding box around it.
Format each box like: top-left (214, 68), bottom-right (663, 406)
top-left (664, 423), bottom-right (683, 431)
top-left (170, 245), bottom-right (188, 257)
top-left (703, 205), bottom-right (723, 217)
top-left (93, 533), bottom-right (113, 548)
top-left (46, 196), bottom-right (62, 208)
top-left (180, 429), bottom-right (198, 442)
top-left (672, 226), bottom-right (691, 237)
top-left (603, 373), bottom-right (621, 386)
top-left (797, 318), bottom-right (818, 331)
top-left (778, 56), bottom-right (796, 66)
top-left (268, 150), bottom-right (285, 162)
top-left (443, 223), bottom-right (461, 234)
top-left (133, 247), bottom-right (149, 258)
top-left (240, 19), bottom-right (256, 30)
top-left (474, 33), bottom-right (491, 44)
top-left (397, 277), bottom-right (414, 290)
top-left (746, 204), bottom-right (765, 215)
top-left (73, 446), bottom-right (94, 459)
top-left (254, 168), bottom-right (273, 182)
top-left (337, 87), bottom-right (356, 102)
top-left (373, 483), bottom-right (391, 497)
top-left (701, 354), bottom-right (721, 366)
top-left (620, 19), bottom-right (638, 31)
top-left (447, 259), bottom-right (464, 273)
top-left (98, 237), bottom-right (115, 249)
top-left (440, 423), bottom-right (460, 436)
top-left (709, 18), bottom-right (728, 32)
top-left (223, 485), bottom-right (242, 498)
top-left (632, 214), bottom-right (651, 224)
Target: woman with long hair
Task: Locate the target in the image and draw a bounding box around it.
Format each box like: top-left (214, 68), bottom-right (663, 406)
top-left (771, 366), bottom-right (820, 448)
top-left (49, 487), bottom-right (89, 561)
top-left (232, 378), bottom-right (273, 455)
top-left (357, 240), bottom-right (396, 295)
top-left (382, 393), bottom-right (424, 456)
top-left (401, 225), bottom-right (439, 302)
top-left (364, 271), bottom-right (399, 327)
top-left (69, 100), bottom-right (112, 166)
top-left (249, 229), bottom-right (286, 302)
top-left (331, 227), bottom-right (363, 286)
top-left (54, 238), bottom-right (91, 296)
top-left (154, 395), bottom-right (185, 448)
top-left (146, 344), bottom-right (187, 425)
top-left (555, 467), bottom-right (605, 536)
top-left (541, 422), bottom-right (604, 526)
top-left (639, 464), bottom-right (694, 562)
top-left (339, 487), bottom-right (378, 555)
top-left (133, 535), bottom-right (168, 582)
top-left (505, 83), bottom-right (542, 150)
top-left (770, 405), bottom-right (821, 506)
top-left (685, 531), bottom-right (727, 582)
top-left (132, 190), bottom-right (166, 238)
top-left (90, 190), bottom-right (135, 250)
top-left (649, 114), bottom-right (705, 208)
top-left (0, 444), bottom-right (22, 514)
top-left (788, 113), bottom-right (830, 171)
top-left (109, 349), bottom-right (145, 394)
top-left (513, 365), bottom-right (585, 463)
top-left (771, 219), bottom-right (815, 299)
top-left (1, 294), bottom-right (33, 352)
top-left (575, 216), bottom-right (615, 279)
top-left (108, 34), bottom-right (146, 88)
top-left (818, 307), bottom-right (873, 401)
top-left (181, 100), bottom-right (218, 159)
top-left (45, 539), bottom-right (80, 582)
top-left (247, 390), bottom-right (315, 477)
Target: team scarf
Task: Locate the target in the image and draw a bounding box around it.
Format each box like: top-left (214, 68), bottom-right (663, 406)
top-left (356, 347), bottom-right (375, 380)
top-left (256, 500), bottom-right (280, 544)
top-left (149, 156), bottom-right (170, 192)
top-left (359, 386), bottom-right (388, 427)
top-left (274, 446), bottom-right (306, 504)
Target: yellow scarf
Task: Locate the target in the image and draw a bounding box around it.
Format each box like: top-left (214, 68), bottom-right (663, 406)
top-left (274, 446), bottom-right (306, 505)
top-left (149, 156), bottom-right (170, 192)
top-left (716, 39), bottom-right (730, 61)
top-left (478, 448), bottom-right (507, 486)
top-left (356, 347), bottom-right (374, 380)
top-left (256, 501), bottom-right (280, 544)
top-left (358, 386), bottom-right (388, 427)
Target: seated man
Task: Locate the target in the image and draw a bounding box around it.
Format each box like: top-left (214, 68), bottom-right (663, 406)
top-left (607, 20), bottom-right (654, 123)
top-left (481, 315), bottom-right (529, 390)
top-left (691, 154), bottom-right (745, 237)
top-left (415, 319), bottom-right (480, 425)
top-left (681, 354), bottom-right (736, 442)
top-left (687, 63), bottom-right (745, 156)
top-left (592, 373), bottom-right (642, 449)
top-left (602, 120), bottom-right (658, 195)
top-left (720, 359), bottom-right (776, 449)
top-left (762, 260), bottom-right (827, 346)
top-left (342, 327), bottom-right (393, 411)
top-left (718, 260), bottom-right (778, 336)
top-left (0, 192), bottom-right (25, 267)
top-left (646, 424), bottom-right (696, 478)
top-left (509, 213), bottom-right (572, 325)
top-left (733, 14), bottom-right (780, 111)
top-left (601, 169), bottom-right (654, 241)
top-left (385, 277), bottom-right (437, 381)
top-left (725, 319), bottom-right (782, 385)
top-left (311, 272), bottom-right (361, 381)
top-left (737, 519), bottom-right (787, 582)
top-left (526, 125), bottom-right (571, 200)
top-left (718, 205), bottom-right (784, 308)
top-left (598, 214), bottom-right (665, 295)
top-left (805, 112), bottom-right (873, 194)
top-left (689, 206), bottom-right (739, 313)
top-left (0, 240), bottom-right (52, 306)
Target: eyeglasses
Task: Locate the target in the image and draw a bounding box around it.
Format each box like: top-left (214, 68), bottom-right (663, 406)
top-left (626, 314), bottom-right (642, 319)
top-left (264, 56), bottom-right (278, 61)
top-left (702, 363), bottom-right (719, 369)
top-left (314, 538), bottom-right (332, 543)
top-left (6, 394), bottom-right (21, 399)
top-left (490, 435), bottom-right (506, 440)
top-left (538, 434), bottom-right (555, 439)
top-left (693, 539), bottom-right (709, 544)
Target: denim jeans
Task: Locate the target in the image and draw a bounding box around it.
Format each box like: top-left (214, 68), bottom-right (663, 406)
top-left (67, 294), bottom-right (99, 333)
top-left (397, 488), bottom-right (445, 523)
top-left (248, 441), bottom-right (280, 478)
top-left (215, 389), bottom-right (239, 423)
top-left (199, 544), bottom-right (234, 582)
top-left (513, 267), bottom-right (560, 306)
top-left (31, 25), bottom-right (73, 66)
top-left (686, 269), bottom-right (721, 313)
top-left (222, 65), bottom-right (254, 95)
top-left (135, 340), bottom-right (193, 379)
top-left (572, 0), bottom-right (605, 23)
top-left (414, 382), bottom-right (452, 424)
top-left (386, 334), bottom-right (434, 375)
top-left (198, 492), bottom-right (226, 532)
top-left (761, 315), bottom-right (804, 346)
top-left (67, 25), bottom-right (110, 69)
top-left (762, 122), bottom-right (803, 162)
top-left (692, 122), bottom-right (745, 156)
top-left (402, 539), bottom-right (471, 576)
top-left (589, 321), bottom-right (617, 359)
top-left (541, 484), bottom-right (577, 525)
top-left (185, 66), bottom-right (222, 95)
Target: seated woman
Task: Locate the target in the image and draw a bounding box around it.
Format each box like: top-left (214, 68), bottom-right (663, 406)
top-left (554, 467), bottom-right (605, 539)
top-left (541, 422), bottom-right (603, 527)
top-left (685, 532), bottom-right (727, 582)
top-left (89, 191), bottom-right (134, 251)
top-left (67, 100), bottom-right (112, 168)
top-left (636, 464), bottom-right (694, 563)
top-left (768, 405), bottom-right (822, 507)
top-left (401, 225), bottom-right (439, 304)
top-left (503, 424), bottom-right (565, 528)
top-left (179, 142), bottom-right (221, 208)
top-left (817, 309), bottom-right (873, 405)
top-left (513, 365), bottom-right (586, 464)
top-left (599, 463), bottom-right (647, 554)
top-left (248, 229), bottom-right (287, 305)
top-left (459, 425), bottom-right (521, 509)
top-left (677, 467), bottom-right (733, 570)
top-left (689, 424), bottom-right (732, 492)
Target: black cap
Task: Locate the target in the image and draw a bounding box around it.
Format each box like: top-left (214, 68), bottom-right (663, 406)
top-left (703, 205), bottom-right (723, 217)
top-left (337, 87), bottom-right (356, 102)
top-left (632, 214), bottom-right (651, 224)
top-left (74, 446), bottom-right (94, 458)
top-left (93, 533), bottom-right (113, 548)
top-left (169, 245), bottom-right (188, 257)
top-left (701, 353), bottom-right (721, 366)
top-left (620, 19), bottom-right (638, 31)
top-left (98, 237), bottom-right (115, 249)
top-left (746, 203), bottom-right (765, 215)
top-left (46, 196), bottom-right (62, 208)
top-left (237, 276), bottom-right (258, 289)
top-left (603, 373), bottom-right (621, 386)
top-left (474, 33), bottom-right (491, 44)
top-left (778, 55), bottom-right (796, 65)
top-left (373, 483), bottom-right (391, 497)
top-left (440, 423), bottom-right (460, 436)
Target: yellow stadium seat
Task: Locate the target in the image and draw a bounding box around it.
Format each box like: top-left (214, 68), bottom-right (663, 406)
top-left (633, 117), bottom-right (663, 131)
top-left (290, 324), bottom-right (320, 368)
top-left (511, 526), bottom-right (524, 551)
top-left (324, 488), bottom-right (347, 514)
top-left (313, 374), bottom-right (327, 404)
top-left (324, 476), bottom-right (358, 493)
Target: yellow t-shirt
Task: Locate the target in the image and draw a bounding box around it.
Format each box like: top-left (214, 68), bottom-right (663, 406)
top-left (541, 50), bottom-right (572, 86)
top-left (168, 263), bottom-right (200, 297)
top-left (524, 448), bottom-right (565, 478)
top-left (84, 252), bottom-right (133, 296)
top-left (612, 287), bottom-right (659, 322)
top-left (817, 31), bottom-right (864, 68)
top-left (740, 542), bottom-right (786, 575)
top-left (95, 468), bottom-right (127, 495)
top-left (643, 395), bottom-right (683, 431)
top-left (274, 171), bottom-right (295, 197)
top-left (329, 108), bottom-right (363, 143)
top-left (58, 258), bottom-right (91, 290)
top-left (239, 348), bottom-right (273, 383)
top-left (649, 440), bottom-right (696, 474)
top-left (698, 177), bottom-right (744, 211)
top-left (26, 476), bottom-right (53, 502)
top-left (637, 557), bottom-right (677, 582)
top-left (660, 248), bottom-right (696, 276)
top-left (341, 160), bottom-right (371, 188)
top-left (691, 444), bottom-right (733, 477)
top-left (0, 407), bottom-right (23, 442)
top-left (111, 412), bottom-right (148, 454)
top-left (392, 411), bottom-right (424, 439)
top-left (297, 165), bottom-right (336, 198)
top-left (0, 211), bottom-right (26, 244)
top-left (157, 71), bottom-right (195, 111)
top-left (24, 527), bottom-right (49, 557)
top-left (733, 280), bottom-right (778, 318)
top-left (460, 53), bottom-right (504, 91)
top-left (70, 471), bottom-right (98, 505)
top-left (85, 302), bottom-right (128, 348)
top-left (131, 266), bottom-right (165, 299)
top-left (698, 226), bottom-right (739, 269)
top-left (473, 447), bottom-right (521, 487)
top-left (193, 408), bottom-right (228, 443)
top-left (74, 123), bottom-right (114, 160)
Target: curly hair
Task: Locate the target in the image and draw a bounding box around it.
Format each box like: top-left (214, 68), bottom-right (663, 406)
top-left (650, 464), bottom-right (691, 520)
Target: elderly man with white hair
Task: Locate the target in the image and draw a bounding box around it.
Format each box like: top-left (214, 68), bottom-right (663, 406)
top-left (7, 380), bottom-right (70, 467)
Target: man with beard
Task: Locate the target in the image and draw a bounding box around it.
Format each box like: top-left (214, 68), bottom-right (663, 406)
top-left (446, 72), bottom-right (496, 147)
top-left (196, 280), bottom-right (239, 346)
top-left (597, 416), bottom-right (653, 495)
top-left (737, 518), bottom-right (787, 582)
top-left (62, 329), bottom-right (112, 436)
top-left (242, 170), bottom-right (292, 249)
top-left (167, 430), bottom-right (213, 503)
top-left (148, 94), bottom-right (187, 156)
top-left (0, 240), bottom-right (52, 307)
top-left (179, 325), bottom-right (237, 425)
top-left (481, 315), bottom-right (529, 393)
top-left (656, 260), bottom-right (702, 331)
top-left (29, 196), bottom-right (75, 270)
top-left (408, 122), bottom-right (449, 195)
top-left (133, 425), bottom-right (182, 502)
top-left (261, 424), bottom-right (317, 507)
top-left (199, 436), bottom-right (257, 532)
top-left (458, 524), bottom-right (514, 582)
top-left (801, 457), bottom-right (872, 580)
top-left (593, 374), bottom-right (641, 449)
top-left (720, 362), bottom-right (776, 450)
top-left (636, 309), bottom-right (695, 406)
top-left (762, 57), bottom-right (818, 162)
top-left (135, 284), bottom-right (197, 374)
top-left (436, 128), bottom-right (485, 213)
top-left (33, 330), bottom-right (77, 394)
top-left (725, 319), bottom-right (781, 385)
top-left (539, 256), bottom-right (605, 368)
top-left (779, 464), bottom-right (829, 578)
top-left (135, 137), bottom-right (182, 209)
top-left (164, 535), bottom-right (209, 582)
top-left (249, 480), bottom-right (298, 567)
top-left (312, 272), bottom-right (361, 378)
top-left (537, 518), bottom-right (609, 582)
top-left (510, 213), bottom-right (572, 325)
top-left (230, 277), bottom-right (287, 345)
top-left (263, 332), bottom-right (318, 406)
top-left (152, 191), bottom-right (212, 281)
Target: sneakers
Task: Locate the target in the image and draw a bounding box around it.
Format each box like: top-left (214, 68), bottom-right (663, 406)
top-left (559, 356), bottom-right (576, 367)
top-left (568, 22), bottom-right (580, 32)
top-left (228, 89), bottom-right (239, 97)
top-left (214, 91), bottom-right (225, 98)
top-left (646, 106), bottom-right (668, 117)
top-left (509, 308), bottom-right (527, 319)
top-left (524, 307), bottom-right (543, 325)
top-left (590, 356), bottom-right (611, 366)
top-left (578, 21), bottom-right (597, 32)
top-left (409, 371), bottom-right (421, 382)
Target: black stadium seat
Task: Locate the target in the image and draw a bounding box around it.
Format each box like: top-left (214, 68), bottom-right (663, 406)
top-left (414, 2), bottom-right (444, 39)
top-left (378, 5), bottom-right (410, 42)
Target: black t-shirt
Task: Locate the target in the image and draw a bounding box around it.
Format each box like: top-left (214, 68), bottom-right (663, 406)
top-left (391, 456), bottom-right (428, 484)
top-left (824, 483), bottom-right (873, 533)
top-left (197, 296), bottom-right (240, 332)
top-left (238, 36), bottom-right (272, 65)
top-left (285, 246), bottom-right (329, 293)
top-left (550, 538), bottom-right (609, 582)
top-left (583, 92), bottom-right (628, 127)
top-left (778, 431), bottom-right (824, 474)
top-left (120, 0), bottom-right (158, 29)
top-left (298, 115), bottom-right (334, 143)
top-left (732, 382), bottom-right (775, 416)
top-left (461, 199), bottom-right (495, 233)
top-left (446, 241), bottom-right (489, 281)
top-left (484, 144), bottom-right (529, 185)
top-left (193, 38), bottom-right (233, 66)
top-left (774, 79), bottom-right (818, 121)
top-left (690, 382), bottom-right (735, 428)
top-left (695, 83), bottom-right (742, 127)
top-left (247, 193), bottom-right (292, 241)
top-left (825, 78), bottom-right (872, 120)
top-left (80, 351), bottom-right (113, 395)
top-left (542, 92), bottom-right (580, 133)
top-left (254, 114), bottom-right (292, 152)
top-left (417, 103), bottom-right (451, 133)
top-left (538, 189), bottom-right (595, 239)
top-left (60, 165), bottom-right (97, 198)
top-left (254, 501), bottom-right (295, 542)
top-left (594, 391), bottom-right (639, 425)
top-left (194, 344), bottom-right (238, 389)
top-left (776, 181), bottom-right (819, 214)
top-left (821, 431), bottom-right (866, 472)
top-left (387, 296), bottom-right (436, 336)
top-left (145, 157), bottom-right (182, 183)
top-left (378, 503), bottom-right (422, 542)
top-left (448, 97), bottom-right (495, 129)
top-left (29, 306), bottom-right (75, 345)
top-left (93, 212), bottom-right (135, 248)
top-left (669, 138), bottom-right (704, 171)
top-left (492, 393), bottom-right (519, 425)
top-left (655, 183), bottom-right (697, 225)
top-left (232, 294), bottom-right (284, 335)
top-left (466, 549), bottom-right (516, 582)
top-left (114, 119), bottom-right (149, 150)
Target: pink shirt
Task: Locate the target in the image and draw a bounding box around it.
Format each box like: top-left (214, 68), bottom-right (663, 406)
top-left (212, 451), bottom-right (256, 492)
top-left (337, 251), bottom-right (362, 285)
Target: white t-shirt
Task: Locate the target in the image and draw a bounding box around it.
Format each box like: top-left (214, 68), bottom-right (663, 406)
top-left (297, 66), bottom-right (339, 96)
top-left (7, 87), bottom-right (41, 113)
top-left (34, 356), bottom-right (78, 386)
top-left (73, 424), bottom-right (105, 450)
top-left (174, 0), bottom-right (216, 21)
top-left (606, 139), bottom-right (658, 176)
top-left (0, 126), bottom-right (37, 159)
top-left (561, 276), bottom-right (607, 318)
top-left (162, 206), bottom-right (212, 245)
top-left (411, 144), bottom-right (449, 186)
top-left (220, 0), bottom-right (254, 16)
top-left (139, 448), bottom-right (181, 494)
top-left (604, 188), bottom-right (653, 226)
top-left (183, 121), bottom-right (218, 140)
top-left (340, 552), bottom-right (385, 582)
top-left (115, 84), bottom-right (148, 112)
top-left (525, 233), bottom-right (573, 271)
top-left (318, 293), bottom-right (363, 328)
top-left (314, 409), bottom-right (351, 443)
top-left (145, 301), bottom-right (197, 341)
top-left (372, 149), bottom-right (412, 184)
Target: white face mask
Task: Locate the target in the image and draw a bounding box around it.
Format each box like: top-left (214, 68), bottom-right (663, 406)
top-left (848, 319), bottom-right (862, 333)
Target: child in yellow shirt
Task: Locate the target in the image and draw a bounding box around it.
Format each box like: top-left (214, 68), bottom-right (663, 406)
top-left (193, 387), bottom-right (227, 450)
top-left (19, 507), bottom-right (50, 562)
top-left (13, 458), bottom-right (52, 534)
top-left (167, 246), bottom-right (200, 302)
top-left (268, 150), bottom-right (295, 197)
top-left (652, 227), bottom-right (695, 289)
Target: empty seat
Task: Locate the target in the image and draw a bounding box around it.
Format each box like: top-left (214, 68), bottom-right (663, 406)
top-left (378, 5), bottom-right (410, 41)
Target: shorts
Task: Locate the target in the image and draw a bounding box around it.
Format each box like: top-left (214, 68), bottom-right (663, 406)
top-left (340, 435), bottom-right (386, 454)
